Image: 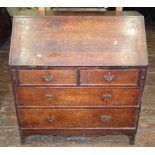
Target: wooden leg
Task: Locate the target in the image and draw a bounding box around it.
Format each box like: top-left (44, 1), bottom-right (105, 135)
top-left (129, 134), bottom-right (135, 145)
top-left (20, 132), bottom-right (26, 144)
top-left (20, 136), bottom-right (26, 144)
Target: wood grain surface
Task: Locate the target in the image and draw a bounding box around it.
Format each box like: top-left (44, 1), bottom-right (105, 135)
top-left (18, 69), bottom-right (77, 85)
top-left (18, 108), bottom-right (138, 128)
top-left (80, 69), bottom-right (139, 86)
top-left (8, 11), bottom-right (148, 144)
top-left (9, 12), bottom-right (148, 66)
top-left (15, 87), bottom-right (141, 107)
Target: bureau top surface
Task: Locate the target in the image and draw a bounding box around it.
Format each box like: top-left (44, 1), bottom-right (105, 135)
top-left (9, 11), bottom-right (148, 67)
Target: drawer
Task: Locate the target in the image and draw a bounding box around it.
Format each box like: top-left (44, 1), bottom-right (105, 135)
top-left (19, 108), bottom-right (137, 128)
top-left (16, 87), bottom-right (141, 106)
top-left (80, 69), bottom-right (139, 86)
top-left (18, 69), bottom-right (77, 85)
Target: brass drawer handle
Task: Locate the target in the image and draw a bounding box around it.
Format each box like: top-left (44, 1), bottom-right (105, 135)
top-left (45, 94), bottom-right (53, 100)
top-left (46, 115), bottom-right (55, 122)
top-left (100, 115), bottom-right (111, 121)
top-left (104, 72), bottom-right (115, 81)
top-left (102, 94), bottom-right (112, 100)
top-left (42, 74), bottom-right (53, 82)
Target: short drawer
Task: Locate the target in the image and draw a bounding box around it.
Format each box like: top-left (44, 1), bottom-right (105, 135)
top-left (19, 108), bottom-right (137, 128)
top-left (18, 69), bottom-right (77, 85)
top-left (80, 69), bottom-right (139, 86)
top-left (16, 87), bottom-right (141, 107)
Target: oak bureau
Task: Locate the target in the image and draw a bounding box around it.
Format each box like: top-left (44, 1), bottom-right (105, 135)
top-left (9, 11), bottom-right (148, 144)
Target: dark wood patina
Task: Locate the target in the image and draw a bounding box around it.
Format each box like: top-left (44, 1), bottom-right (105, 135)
top-left (9, 11), bottom-right (148, 145)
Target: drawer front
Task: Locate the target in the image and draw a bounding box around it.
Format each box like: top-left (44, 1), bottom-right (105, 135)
top-left (19, 108), bottom-right (137, 128)
top-left (16, 87), bottom-right (140, 106)
top-left (80, 69), bottom-right (139, 86)
top-left (18, 69), bottom-right (77, 85)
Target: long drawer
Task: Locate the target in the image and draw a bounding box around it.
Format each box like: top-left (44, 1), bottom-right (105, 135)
top-left (80, 69), bottom-right (139, 86)
top-left (15, 87), bottom-right (141, 107)
top-left (18, 69), bottom-right (77, 85)
top-left (19, 108), bottom-right (137, 128)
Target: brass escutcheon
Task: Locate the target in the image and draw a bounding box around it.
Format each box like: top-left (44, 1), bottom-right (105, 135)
top-left (46, 115), bottom-right (55, 122)
top-left (100, 115), bottom-right (111, 121)
top-left (43, 74), bottom-right (53, 82)
top-left (104, 72), bottom-right (115, 81)
top-left (45, 93), bottom-right (54, 100)
top-left (102, 94), bottom-right (112, 100)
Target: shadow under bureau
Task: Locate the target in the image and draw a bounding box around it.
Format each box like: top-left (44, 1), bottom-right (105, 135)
top-left (9, 11), bottom-right (148, 144)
